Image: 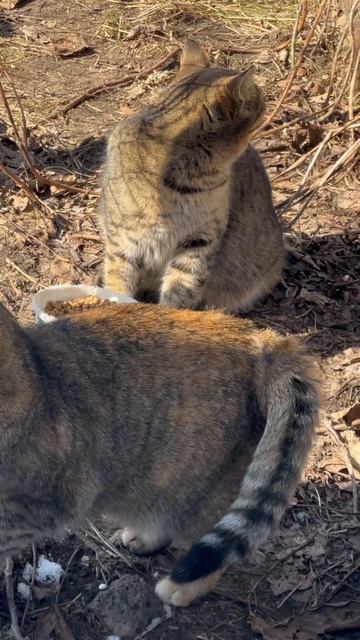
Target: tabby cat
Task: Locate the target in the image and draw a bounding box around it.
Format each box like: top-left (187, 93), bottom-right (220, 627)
top-left (0, 302), bottom-right (318, 606)
top-left (100, 39), bottom-right (284, 311)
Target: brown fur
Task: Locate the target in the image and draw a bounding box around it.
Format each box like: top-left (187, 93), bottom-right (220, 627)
top-left (100, 39), bottom-right (285, 311)
top-left (0, 302), bottom-right (318, 604)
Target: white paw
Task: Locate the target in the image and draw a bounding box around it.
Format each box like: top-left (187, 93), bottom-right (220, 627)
top-left (155, 577), bottom-right (191, 607)
top-left (155, 568), bottom-right (224, 607)
top-left (121, 527), bottom-right (148, 554)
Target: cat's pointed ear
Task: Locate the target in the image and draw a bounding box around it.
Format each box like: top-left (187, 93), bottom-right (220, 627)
top-left (178, 39), bottom-right (210, 76)
top-left (225, 66), bottom-right (256, 98)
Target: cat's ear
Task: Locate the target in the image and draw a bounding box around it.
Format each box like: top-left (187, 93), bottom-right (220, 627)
top-left (224, 67), bottom-right (256, 99)
top-left (178, 39), bottom-right (210, 78)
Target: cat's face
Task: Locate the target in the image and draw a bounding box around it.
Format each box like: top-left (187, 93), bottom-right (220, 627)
top-left (160, 39), bottom-right (264, 146)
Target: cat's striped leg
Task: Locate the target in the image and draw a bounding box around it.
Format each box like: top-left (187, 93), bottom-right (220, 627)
top-left (160, 240), bottom-right (217, 310)
top-left (103, 245), bottom-right (141, 297)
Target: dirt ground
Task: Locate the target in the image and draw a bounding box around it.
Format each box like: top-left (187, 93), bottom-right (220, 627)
top-left (0, 1), bottom-right (359, 639)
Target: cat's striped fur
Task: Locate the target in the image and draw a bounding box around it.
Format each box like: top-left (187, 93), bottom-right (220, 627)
top-left (157, 374), bottom-right (316, 605)
top-left (100, 39), bottom-right (284, 311)
top-left (0, 302), bottom-right (318, 605)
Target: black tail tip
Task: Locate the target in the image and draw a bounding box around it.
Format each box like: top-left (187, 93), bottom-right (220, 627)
top-left (171, 541), bottom-right (226, 584)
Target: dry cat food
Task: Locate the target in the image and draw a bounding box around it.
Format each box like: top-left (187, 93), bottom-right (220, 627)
top-left (45, 296), bottom-right (112, 317)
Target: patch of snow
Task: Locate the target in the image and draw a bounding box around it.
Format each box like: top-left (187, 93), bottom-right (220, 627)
top-left (98, 582), bottom-right (108, 590)
top-left (81, 555), bottom-right (90, 565)
top-left (35, 555), bottom-right (63, 584)
top-left (106, 636), bottom-right (121, 640)
top-left (17, 582), bottom-right (30, 599)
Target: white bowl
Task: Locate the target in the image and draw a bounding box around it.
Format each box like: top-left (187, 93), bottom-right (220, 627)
top-left (32, 284), bottom-right (137, 324)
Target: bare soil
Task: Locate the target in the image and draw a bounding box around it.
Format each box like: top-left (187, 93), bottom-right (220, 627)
top-left (0, 1), bottom-right (359, 639)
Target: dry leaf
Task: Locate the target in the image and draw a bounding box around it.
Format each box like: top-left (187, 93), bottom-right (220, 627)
top-left (0, 0), bottom-right (22, 8)
top-left (48, 256), bottom-right (73, 280)
top-left (251, 606), bottom-right (360, 640)
top-left (268, 572), bottom-right (313, 597)
top-left (10, 194), bottom-right (33, 212)
top-left (299, 288), bottom-right (331, 307)
top-left (48, 174), bottom-right (77, 196)
top-left (56, 612), bottom-right (77, 640)
top-left (343, 404), bottom-right (360, 427)
top-left (35, 608), bottom-right (57, 640)
top-left (52, 34), bottom-right (89, 58)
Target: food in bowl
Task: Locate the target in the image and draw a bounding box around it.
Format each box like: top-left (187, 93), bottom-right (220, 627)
top-left (44, 295), bottom-right (114, 318)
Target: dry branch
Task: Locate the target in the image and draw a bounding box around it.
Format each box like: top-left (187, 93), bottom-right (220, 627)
top-left (52, 47), bottom-right (180, 118)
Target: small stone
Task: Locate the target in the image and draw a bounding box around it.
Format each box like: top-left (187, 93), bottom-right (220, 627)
top-left (89, 574), bottom-right (163, 638)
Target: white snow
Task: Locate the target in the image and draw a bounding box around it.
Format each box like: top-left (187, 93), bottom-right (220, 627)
top-left (106, 636), bottom-right (121, 640)
top-left (98, 582), bottom-right (108, 590)
top-left (17, 582), bottom-right (30, 599)
top-left (36, 555), bottom-right (63, 584)
top-left (22, 555), bottom-right (63, 585)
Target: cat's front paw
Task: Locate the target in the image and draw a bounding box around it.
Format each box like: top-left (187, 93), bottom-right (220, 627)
top-left (121, 527), bottom-right (150, 554)
top-left (121, 527), bottom-right (170, 555)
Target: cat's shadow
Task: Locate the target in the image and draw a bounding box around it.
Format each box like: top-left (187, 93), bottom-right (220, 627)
top-left (245, 231), bottom-right (359, 359)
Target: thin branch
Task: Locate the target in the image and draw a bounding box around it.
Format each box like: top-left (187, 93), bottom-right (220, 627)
top-left (4, 556), bottom-right (26, 640)
top-left (52, 47), bottom-right (180, 118)
top-left (255, 0), bottom-right (329, 133)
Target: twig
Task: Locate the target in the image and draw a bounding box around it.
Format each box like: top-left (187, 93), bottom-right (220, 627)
top-left (251, 534), bottom-right (315, 592)
top-left (70, 232), bottom-right (101, 242)
top-left (0, 68), bottom-right (93, 194)
top-left (349, 48), bottom-right (360, 142)
top-left (285, 137), bottom-right (360, 226)
top-left (324, 616), bottom-right (360, 633)
top-left (55, 547), bottom-right (80, 609)
top-left (326, 420), bottom-right (359, 514)
top-left (277, 580), bottom-right (303, 609)
top-left (222, 1), bottom-right (308, 58)
top-left (291, 1), bottom-right (308, 68)
top-left (256, 0), bottom-right (329, 133)
top-left (84, 521), bottom-right (132, 567)
top-left (0, 163), bottom-right (49, 212)
top-left (5, 258), bottom-right (46, 288)
top-left (320, 0), bottom-right (360, 121)
top-left (20, 544), bottom-right (37, 632)
top-left (52, 47), bottom-right (180, 118)
top-left (318, 556), bottom-right (360, 608)
top-left (134, 604), bottom-right (171, 640)
top-left (4, 556), bottom-right (26, 640)
top-left (0, 69), bottom-right (37, 176)
top-left (323, 9), bottom-right (350, 107)
top-left (273, 114), bottom-right (360, 181)
top-left (258, 106), bottom-right (329, 140)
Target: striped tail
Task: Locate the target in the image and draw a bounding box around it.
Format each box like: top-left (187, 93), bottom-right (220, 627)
top-left (156, 373), bottom-right (318, 606)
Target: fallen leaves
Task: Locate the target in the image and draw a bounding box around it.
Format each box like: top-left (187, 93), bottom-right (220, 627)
top-left (0, 0), bottom-right (22, 8)
top-left (52, 34), bottom-right (90, 58)
top-left (36, 608), bottom-right (76, 640)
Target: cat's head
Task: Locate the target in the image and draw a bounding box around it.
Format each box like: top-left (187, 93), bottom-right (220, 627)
top-left (157, 39), bottom-right (265, 159)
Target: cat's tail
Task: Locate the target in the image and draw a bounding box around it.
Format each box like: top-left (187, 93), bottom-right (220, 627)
top-left (156, 347), bottom-right (319, 606)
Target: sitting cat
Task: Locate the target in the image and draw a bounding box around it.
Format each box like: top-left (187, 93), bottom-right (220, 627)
top-left (0, 302), bottom-right (318, 606)
top-left (100, 39), bottom-right (284, 311)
